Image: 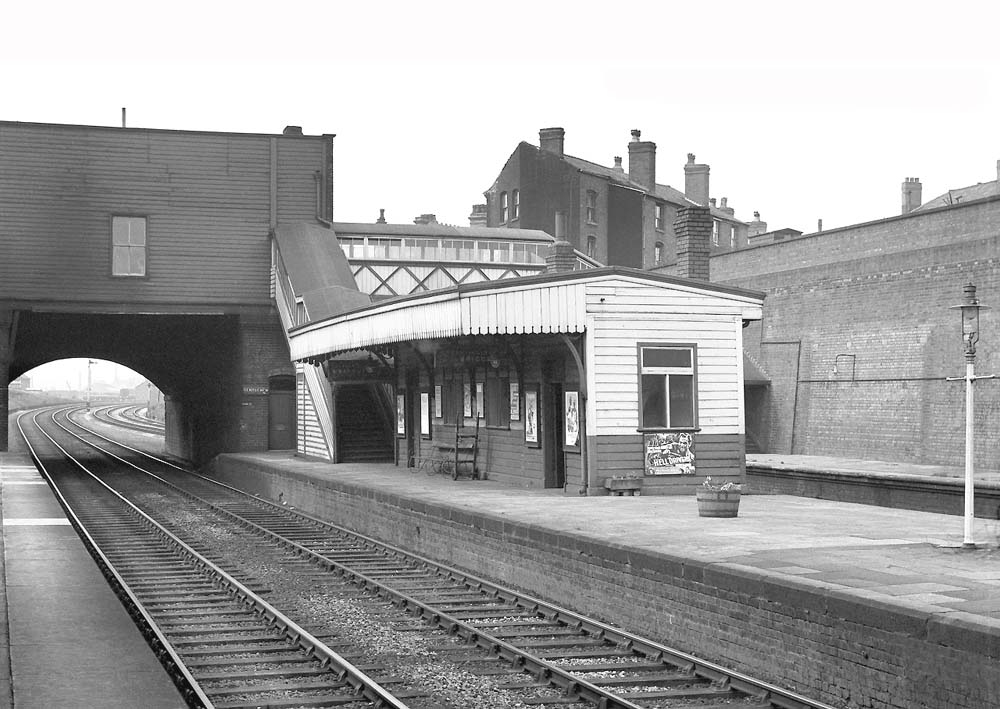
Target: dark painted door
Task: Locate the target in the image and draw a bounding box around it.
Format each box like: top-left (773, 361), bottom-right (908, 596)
top-left (543, 383), bottom-right (565, 488)
top-left (268, 375), bottom-right (296, 450)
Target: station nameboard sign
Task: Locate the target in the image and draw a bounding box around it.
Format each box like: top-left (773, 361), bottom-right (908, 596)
top-left (243, 385), bottom-right (269, 396)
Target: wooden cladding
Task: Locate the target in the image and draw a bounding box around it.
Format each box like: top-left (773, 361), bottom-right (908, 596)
top-left (0, 122), bottom-right (330, 308)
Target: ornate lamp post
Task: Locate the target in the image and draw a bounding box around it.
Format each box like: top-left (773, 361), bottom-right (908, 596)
top-left (949, 284), bottom-right (992, 548)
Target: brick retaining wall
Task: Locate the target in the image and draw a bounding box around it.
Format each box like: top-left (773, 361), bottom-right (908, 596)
top-left (209, 455), bottom-right (1000, 709)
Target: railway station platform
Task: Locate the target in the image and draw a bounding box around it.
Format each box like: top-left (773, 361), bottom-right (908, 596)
top-left (208, 451), bottom-right (1000, 709)
top-left (0, 450), bottom-right (186, 709)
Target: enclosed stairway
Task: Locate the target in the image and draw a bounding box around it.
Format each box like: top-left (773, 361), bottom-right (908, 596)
top-left (336, 384), bottom-right (394, 463)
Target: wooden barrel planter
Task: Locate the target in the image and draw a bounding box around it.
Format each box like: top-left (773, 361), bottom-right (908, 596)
top-left (696, 488), bottom-right (741, 517)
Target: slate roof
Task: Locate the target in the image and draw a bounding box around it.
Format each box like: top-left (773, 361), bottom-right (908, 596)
top-left (552, 149), bottom-right (745, 225)
top-left (914, 180), bottom-right (1000, 212)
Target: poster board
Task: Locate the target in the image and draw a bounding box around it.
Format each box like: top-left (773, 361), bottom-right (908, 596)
top-left (643, 432), bottom-right (694, 475)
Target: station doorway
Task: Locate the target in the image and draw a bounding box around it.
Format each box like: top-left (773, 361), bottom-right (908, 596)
top-left (268, 375), bottom-right (296, 450)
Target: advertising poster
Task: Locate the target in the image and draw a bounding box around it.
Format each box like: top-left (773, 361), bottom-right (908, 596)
top-left (524, 389), bottom-right (538, 444)
top-left (420, 392), bottom-right (430, 437)
top-left (463, 383), bottom-right (472, 417)
top-left (396, 394), bottom-right (405, 435)
top-left (475, 382), bottom-right (484, 419)
top-left (434, 384), bottom-right (442, 418)
top-left (644, 432), bottom-right (694, 475)
top-left (509, 382), bottom-right (520, 421)
top-left (564, 391), bottom-right (579, 448)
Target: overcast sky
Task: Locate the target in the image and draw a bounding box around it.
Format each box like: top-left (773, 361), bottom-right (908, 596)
top-left (6, 1), bottom-right (999, 385)
top-left (5, 1), bottom-right (998, 233)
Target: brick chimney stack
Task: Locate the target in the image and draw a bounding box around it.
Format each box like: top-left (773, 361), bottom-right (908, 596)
top-left (469, 203), bottom-right (487, 227)
top-left (673, 206), bottom-right (712, 281)
top-left (627, 129), bottom-right (656, 191)
top-left (748, 211), bottom-right (768, 238)
top-left (546, 211), bottom-right (576, 272)
top-left (539, 127), bottom-right (565, 156)
top-left (901, 177), bottom-right (922, 214)
top-left (413, 214), bottom-right (438, 225)
top-left (684, 153), bottom-right (710, 206)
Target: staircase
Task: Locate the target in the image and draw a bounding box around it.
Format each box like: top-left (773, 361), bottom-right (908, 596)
top-left (336, 385), bottom-right (394, 463)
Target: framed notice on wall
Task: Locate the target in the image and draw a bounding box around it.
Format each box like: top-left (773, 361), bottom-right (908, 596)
top-left (475, 382), bottom-right (485, 419)
top-left (509, 381), bottom-right (520, 421)
top-left (396, 394), bottom-right (405, 436)
top-left (420, 392), bottom-right (430, 439)
top-left (463, 383), bottom-right (472, 417)
top-left (524, 386), bottom-right (539, 447)
top-left (564, 391), bottom-right (579, 449)
top-left (434, 385), bottom-right (442, 419)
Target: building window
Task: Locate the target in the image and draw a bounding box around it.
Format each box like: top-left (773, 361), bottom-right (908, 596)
top-left (586, 235), bottom-right (597, 258)
top-left (638, 344), bottom-right (697, 430)
top-left (654, 203), bottom-right (664, 231)
top-left (112, 216), bottom-right (147, 277)
top-left (500, 192), bottom-right (509, 223)
top-left (654, 241), bottom-right (663, 264)
top-left (712, 220), bottom-right (720, 246)
top-left (586, 190), bottom-right (598, 224)
top-left (511, 189), bottom-right (519, 220)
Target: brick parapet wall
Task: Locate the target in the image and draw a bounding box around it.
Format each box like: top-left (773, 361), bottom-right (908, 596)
top-left (715, 198), bottom-right (1000, 465)
top-left (210, 454), bottom-right (1000, 709)
top-left (712, 195), bottom-right (1000, 283)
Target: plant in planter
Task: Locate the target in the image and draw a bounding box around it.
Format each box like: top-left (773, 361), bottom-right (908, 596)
top-left (604, 473), bottom-right (643, 496)
top-left (696, 476), bottom-right (742, 517)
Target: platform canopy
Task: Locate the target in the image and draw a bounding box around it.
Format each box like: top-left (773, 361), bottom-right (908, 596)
top-left (289, 266), bottom-right (764, 364)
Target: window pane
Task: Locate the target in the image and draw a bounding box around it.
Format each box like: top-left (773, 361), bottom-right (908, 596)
top-left (130, 246), bottom-right (146, 276)
top-left (668, 374), bottom-right (694, 428)
top-left (643, 348), bottom-right (691, 369)
top-left (641, 374), bottom-right (666, 428)
top-left (129, 218), bottom-right (146, 246)
top-left (112, 246), bottom-right (131, 275)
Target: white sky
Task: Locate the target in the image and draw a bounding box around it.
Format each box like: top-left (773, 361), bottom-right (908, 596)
top-left (21, 359), bottom-right (144, 392)
top-left (3, 1), bottom-right (998, 235)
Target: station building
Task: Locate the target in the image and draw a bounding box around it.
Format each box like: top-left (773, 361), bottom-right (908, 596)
top-left (281, 207), bottom-right (763, 494)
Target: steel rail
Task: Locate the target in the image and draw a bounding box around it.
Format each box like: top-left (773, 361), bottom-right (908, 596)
top-left (15, 408), bottom-right (214, 709)
top-left (29, 406), bottom-right (411, 709)
top-left (63, 409), bottom-right (839, 709)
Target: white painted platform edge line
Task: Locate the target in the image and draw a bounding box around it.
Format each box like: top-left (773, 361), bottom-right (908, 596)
top-left (3, 518), bottom-right (71, 526)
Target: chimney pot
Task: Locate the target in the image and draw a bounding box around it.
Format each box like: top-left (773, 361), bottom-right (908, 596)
top-left (709, 198), bottom-right (717, 208)
top-left (612, 156), bottom-right (624, 172)
top-left (818, 218), bottom-right (823, 232)
top-left (720, 197), bottom-right (728, 208)
top-left (376, 208), bottom-right (386, 224)
top-left (631, 129), bottom-right (641, 142)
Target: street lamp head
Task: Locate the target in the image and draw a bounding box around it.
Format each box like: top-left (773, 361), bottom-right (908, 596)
top-left (950, 283), bottom-right (990, 361)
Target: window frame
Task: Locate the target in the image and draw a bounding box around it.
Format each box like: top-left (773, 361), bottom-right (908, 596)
top-left (111, 215), bottom-right (148, 278)
top-left (586, 235), bottom-right (597, 259)
top-left (712, 219), bottom-right (720, 246)
top-left (585, 190), bottom-right (598, 224)
top-left (654, 203), bottom-right (664, 231)
top-left (636, 342), bottom-right (699, 432)
top-left (653, 241), bottom-right (663, 264)
top-left (500, 191), bottom-right (509, 223)
top-left (511, 189), bottom-right (519, 220)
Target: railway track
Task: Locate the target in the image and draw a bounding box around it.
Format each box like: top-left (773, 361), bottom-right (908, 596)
top-left (92, 403), bottom-right (165, 435)
top-left (23, 404), bottom-right (838, 709)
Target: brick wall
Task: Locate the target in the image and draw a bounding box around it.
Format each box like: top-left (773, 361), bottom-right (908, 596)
top-left (715, 197), bottom-right (1000, 466)
top-left (237, 315), bottom-right (294, 452)
top-left (211, 455), bottom-right (1000, 709)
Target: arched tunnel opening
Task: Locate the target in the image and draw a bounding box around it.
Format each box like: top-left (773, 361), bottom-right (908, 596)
top-left (6, 312), bottom-right (247, 464)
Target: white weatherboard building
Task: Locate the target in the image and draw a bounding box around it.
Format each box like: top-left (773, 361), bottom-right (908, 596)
top-left (289, 266), bottom-right (763, 495)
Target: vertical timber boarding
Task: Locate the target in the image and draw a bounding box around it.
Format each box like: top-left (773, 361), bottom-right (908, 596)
top-left (296, 365), bottom-right (330, 460)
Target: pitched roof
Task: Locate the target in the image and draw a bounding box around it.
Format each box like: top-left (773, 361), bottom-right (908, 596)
top-left (557, 150), bottom-right (745, 224)
top-left (914, 180), bottom-right (1000, 212)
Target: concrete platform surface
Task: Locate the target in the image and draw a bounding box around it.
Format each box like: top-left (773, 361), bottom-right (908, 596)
top-left (748, 453), bottom-right (1000, 485)
top-left (218, 451), bottom-right (1000, 628)
top-left (1, 451), bottom-right (186, 709)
